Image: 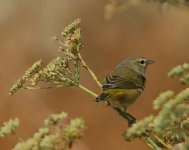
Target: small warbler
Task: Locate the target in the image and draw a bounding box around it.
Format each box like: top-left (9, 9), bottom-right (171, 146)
top-left (96, 57), bottom-right (154, 112)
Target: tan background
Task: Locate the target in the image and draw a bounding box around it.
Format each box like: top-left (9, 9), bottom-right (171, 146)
top-left (1, 0), bottom-right (189, 149)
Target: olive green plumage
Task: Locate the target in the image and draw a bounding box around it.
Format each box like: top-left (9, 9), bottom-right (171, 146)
top-left (96, 57), bottom-right (154, 112)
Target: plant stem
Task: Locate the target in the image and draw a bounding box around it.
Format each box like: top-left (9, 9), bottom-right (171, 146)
top-left (153, 134), bottom-right (172, 149)
top-left (144, 136), bottom-right (161, 150)
top-left (113, 107), bottom-right (136, 126)
top-left (78, 84), bottom-right (98, 97)
top-left (78, 53), bottom-right (102, 87)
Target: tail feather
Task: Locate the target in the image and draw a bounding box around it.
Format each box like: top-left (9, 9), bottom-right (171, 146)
top-left (95, 93), bottom-right (111, 102)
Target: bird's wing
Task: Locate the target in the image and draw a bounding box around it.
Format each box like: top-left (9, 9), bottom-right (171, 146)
top-left (102, 72), bottom-right (145, 90)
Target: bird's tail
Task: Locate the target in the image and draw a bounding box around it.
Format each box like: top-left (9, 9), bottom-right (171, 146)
top-left (95, 93), bottom-right (111, 102)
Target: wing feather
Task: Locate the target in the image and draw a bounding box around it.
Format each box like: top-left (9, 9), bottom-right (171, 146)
top-left (102, 69), bottom-right (145, 90)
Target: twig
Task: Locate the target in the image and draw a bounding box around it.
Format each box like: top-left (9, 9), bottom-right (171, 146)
top-left (113, 107), bottom-right (136, 127)
top-left (78, 53), bottom-right (102, 87)
top-left (78, 84), bottom-right (98, 97)
top-left (144, 136), bottom-right (162, 150)
top-left (23, 85), bottom-right (65, 90)
top-left (153, 134), bottom-right (172, 149)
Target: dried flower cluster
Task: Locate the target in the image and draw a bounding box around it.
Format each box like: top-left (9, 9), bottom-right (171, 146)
top-left (0, 118), bottom-right (19, 138)
top-left (104, 0), bottom-right (189, 20)
top-left (44, 112), bottom-right (68, 127)
top-left (9, 60), bottom-right (42, 95)
top-left (153, 90), bottom-right (174, 110)
top-left (9, 19), bottom-right (82, 95)
top-left (13, 112), bottom-right (85, 150)
top-left (168, 63), bottom-right (189, 85)
top-left (104, 0), bottom-right (118, 20)
top-left (124, 64), bottom-right (189, 149)
top-left (125, 115), bottom-right (154, 141)
top-left (62, 118), bottom-right (85, 149)
top-left (104, 0), bottom-right (130, 20)
top-left (144, 0), bottom-right (189, 8)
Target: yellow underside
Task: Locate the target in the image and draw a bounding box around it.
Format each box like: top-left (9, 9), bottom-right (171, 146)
top-left (103, 89), bottom-right (141, 110)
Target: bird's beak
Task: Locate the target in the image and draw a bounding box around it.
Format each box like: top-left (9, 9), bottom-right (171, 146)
top-left (147, 59), bottom-right (154, 64)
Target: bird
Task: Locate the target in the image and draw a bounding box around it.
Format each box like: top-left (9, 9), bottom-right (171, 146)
top-left (96, 57), bottom-right (154, 113)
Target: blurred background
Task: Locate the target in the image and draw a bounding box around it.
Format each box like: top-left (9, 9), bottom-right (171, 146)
top-left (1, 0), bottom-right (189, 149)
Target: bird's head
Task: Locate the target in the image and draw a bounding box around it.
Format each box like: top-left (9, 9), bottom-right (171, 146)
top-left (117, 57), bottom-right (154, 75)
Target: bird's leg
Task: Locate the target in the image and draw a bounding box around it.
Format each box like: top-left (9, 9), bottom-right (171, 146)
top-left (106, 100), bottom-right (111, 106)
top-left (102, 100), bottom-right (111, 107)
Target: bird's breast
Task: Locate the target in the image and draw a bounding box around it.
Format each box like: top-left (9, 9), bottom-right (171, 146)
top-left (106, 88), bottom-right (142, 108)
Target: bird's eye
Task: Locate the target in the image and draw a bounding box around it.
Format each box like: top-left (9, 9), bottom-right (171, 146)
top-left (140, 59), bottom-right (145, 65)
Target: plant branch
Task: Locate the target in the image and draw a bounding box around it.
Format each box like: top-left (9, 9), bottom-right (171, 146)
top-left (153, 134), bottom-right (172, 149)
top-left (78, 84), bottom-right (98, 97)
top-left (78, 53), bottom-right (102, 87)
top-left (144, 136), bottom-right (162, 150)
top-left (113, 107), bottom-right (136, 126)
